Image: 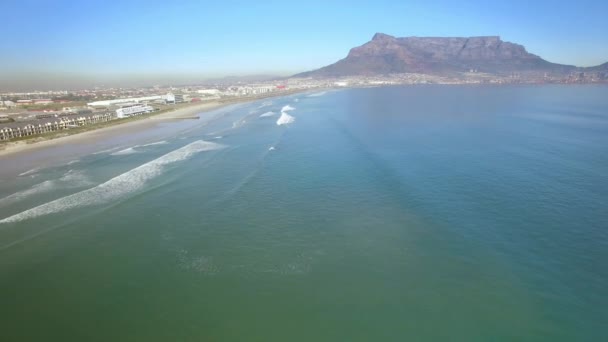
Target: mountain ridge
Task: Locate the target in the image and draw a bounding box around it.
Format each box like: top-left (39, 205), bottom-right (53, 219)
top-left (294, 33), bottom-right (605, 78)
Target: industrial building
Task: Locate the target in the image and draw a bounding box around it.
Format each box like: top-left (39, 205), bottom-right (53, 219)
top-left (88, 93), bottom-right (176, 108)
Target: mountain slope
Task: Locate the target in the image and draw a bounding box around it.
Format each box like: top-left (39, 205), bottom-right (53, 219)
top-left (295, 33), bottom-right (586, 78)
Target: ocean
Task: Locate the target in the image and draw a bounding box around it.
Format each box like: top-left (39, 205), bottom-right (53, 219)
top-left (0, 85), bottom-right (607, 341)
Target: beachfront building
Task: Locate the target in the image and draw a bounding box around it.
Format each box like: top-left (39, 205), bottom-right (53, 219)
top-left (235, 85), bottom-right (277, 96)
top-left (0, 100), bottom-right (16, 109)
top-left (116, 104), bottom-right (154, 118)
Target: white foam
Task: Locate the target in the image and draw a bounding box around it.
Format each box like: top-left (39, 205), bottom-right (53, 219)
top-left (259, 111), bottom-right (276, 118)
top-left (59, 170), bottom-right (91, 185)
top-left (111, 147), bottom-right (138, 156)
top-left (307, 91), bottom-right (327, 97)
top-left (18, 167), bottom-right (40, 177)
top-left (0, 180), bottom-right (56, 206)
top-left (0, 170), bottom-right (92, 207)
top-left (276, 105), bottom-right (296, 126)
top-left (281, 105), bottom-right (296, 112)
top-left (276, 113), bottom-right (295, 126)
top-left (268, 146), bottom-right (276, 151)
top-left (139, 140), bottom-right (168, 148)
top-left (0, 140), bottom-right (224, 224)
top-left (110, 141), bottom-right (168, 156)
top-left (91, 147), bottom-right (122, 155)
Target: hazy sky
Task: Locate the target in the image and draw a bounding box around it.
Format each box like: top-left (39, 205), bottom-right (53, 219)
top-left (2, 0), bottom-right (608, 90)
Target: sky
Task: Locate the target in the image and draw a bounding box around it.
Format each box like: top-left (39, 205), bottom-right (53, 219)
top-left (2, 0), bottom-right (608, 90)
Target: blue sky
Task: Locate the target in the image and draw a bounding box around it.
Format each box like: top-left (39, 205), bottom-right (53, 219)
top-left (2, 0), bottom-right (608, 87)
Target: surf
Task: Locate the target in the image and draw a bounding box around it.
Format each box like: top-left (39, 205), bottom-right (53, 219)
top-left (0, 170), bottom-right (92, 207)
top-left (0, 140), bottom-right (224, 224)
top-left (259, 111), bottom-right (276, 118)
top-left (276, 105), bottom-right (296, 126)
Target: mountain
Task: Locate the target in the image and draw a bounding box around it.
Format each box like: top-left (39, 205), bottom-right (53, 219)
top-left (589, 62), bottom-right (608, 71)
top-left (295, 33), bottom-right (603, 78)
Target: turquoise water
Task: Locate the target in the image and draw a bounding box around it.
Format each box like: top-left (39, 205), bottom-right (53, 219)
top-left (1, 86), bottom-right (607, 341)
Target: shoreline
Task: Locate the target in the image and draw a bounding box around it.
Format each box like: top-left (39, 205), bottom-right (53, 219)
top-left (0, 101), bottom-right (224, 158)
top-left (0, 89), bottom-right (306, 158)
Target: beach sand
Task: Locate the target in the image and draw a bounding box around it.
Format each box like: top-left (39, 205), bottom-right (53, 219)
top-left (0, 101), bottom-right (231, 178)
top-left (0, 101), bottom-right (224, 158)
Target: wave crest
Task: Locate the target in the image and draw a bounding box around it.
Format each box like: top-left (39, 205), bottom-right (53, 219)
top-left (0, 140), bottom-right (224, 223)
top-left (276, 105), bottom-right (296, 125)
top-left (259, 111), bottom-right (275, 118)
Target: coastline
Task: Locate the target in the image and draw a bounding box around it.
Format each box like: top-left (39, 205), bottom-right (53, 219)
top-left (0, 101), bottom-right (224, 158)
top-left (0, 89), bottom-right (307, 159)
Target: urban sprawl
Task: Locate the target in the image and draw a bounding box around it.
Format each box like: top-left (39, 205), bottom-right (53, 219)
top-left (1, 71), bottom-right (606, 141)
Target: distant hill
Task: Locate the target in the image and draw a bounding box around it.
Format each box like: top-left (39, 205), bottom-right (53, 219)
top-left (294, 33), bottom-right (606, 78)
top-left (589, 62), bottom-right (608, 71)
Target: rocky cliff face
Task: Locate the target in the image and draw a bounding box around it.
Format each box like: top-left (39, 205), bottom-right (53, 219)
top-left (295, 33), bottom-right (582, 77)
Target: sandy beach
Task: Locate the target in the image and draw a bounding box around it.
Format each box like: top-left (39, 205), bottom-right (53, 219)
top-left (0, 101), bottom-right (225, 158)
top-left (0, 101), bottom-right (240, 179)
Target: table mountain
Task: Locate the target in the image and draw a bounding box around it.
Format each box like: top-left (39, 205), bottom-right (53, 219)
top-left (294, 33), bottom-right (601, 77)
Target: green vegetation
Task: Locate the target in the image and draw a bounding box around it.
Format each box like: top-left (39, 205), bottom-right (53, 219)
top-left (20, 101), bottom-right (88, 111)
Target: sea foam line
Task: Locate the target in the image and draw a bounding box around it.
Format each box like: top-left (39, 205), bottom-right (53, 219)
top-left (110, 141), bottom-right (168, 156)
top-left (0, 140), bottom-right (224, 224)
top-left (18, 167), bottom-right (41, 177)
top-left (111, 147), bottom-right (138, 156)
top-left (307, 91), bottom-right (326, 97)
top-left (139, 140), bottom-right (168, 147)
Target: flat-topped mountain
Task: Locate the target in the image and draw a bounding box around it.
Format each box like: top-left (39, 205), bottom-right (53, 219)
top-left (295, 33), bottom-right (604, 78)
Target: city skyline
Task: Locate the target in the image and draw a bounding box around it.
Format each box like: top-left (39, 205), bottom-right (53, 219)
top-left (2, 0), bottom-right (608, 90)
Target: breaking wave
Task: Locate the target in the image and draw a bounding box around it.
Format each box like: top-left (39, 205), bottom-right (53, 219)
top-left (259, 111), bottom-right (276, 118)
top-left (139, 140), bottom-right (168, 147)
top-left (0, 170), bottom-right (92, 207)
top-left (0, 140), bottom-right (224, 224)
top-left (276, 113), bottom-right (295, 126)
top-left (111, 147), bottom-right (138, 156)
top-left (0, 181), bottom-right (55, 206)
top-left (281, 105), bottom-right (295, 112)
top-left (92, 147), bottom-right (122, 155)
top-left (110, 141), bottom-right (168, 156)
top-left (276, 105), bottom-right (296, 126)
top-left (18, 167), bottom-right (41, 177)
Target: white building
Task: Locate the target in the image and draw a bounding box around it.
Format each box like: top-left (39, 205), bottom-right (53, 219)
top-left (116, 105), bottom-right (154, 118)
top-left (0, 100), bottom-right (16, 108)
top-left (88, 93), bottom-right (175, 108)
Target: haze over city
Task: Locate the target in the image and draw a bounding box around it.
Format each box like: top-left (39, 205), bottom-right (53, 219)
top-left (2, 0), bottom-right (608, 90)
